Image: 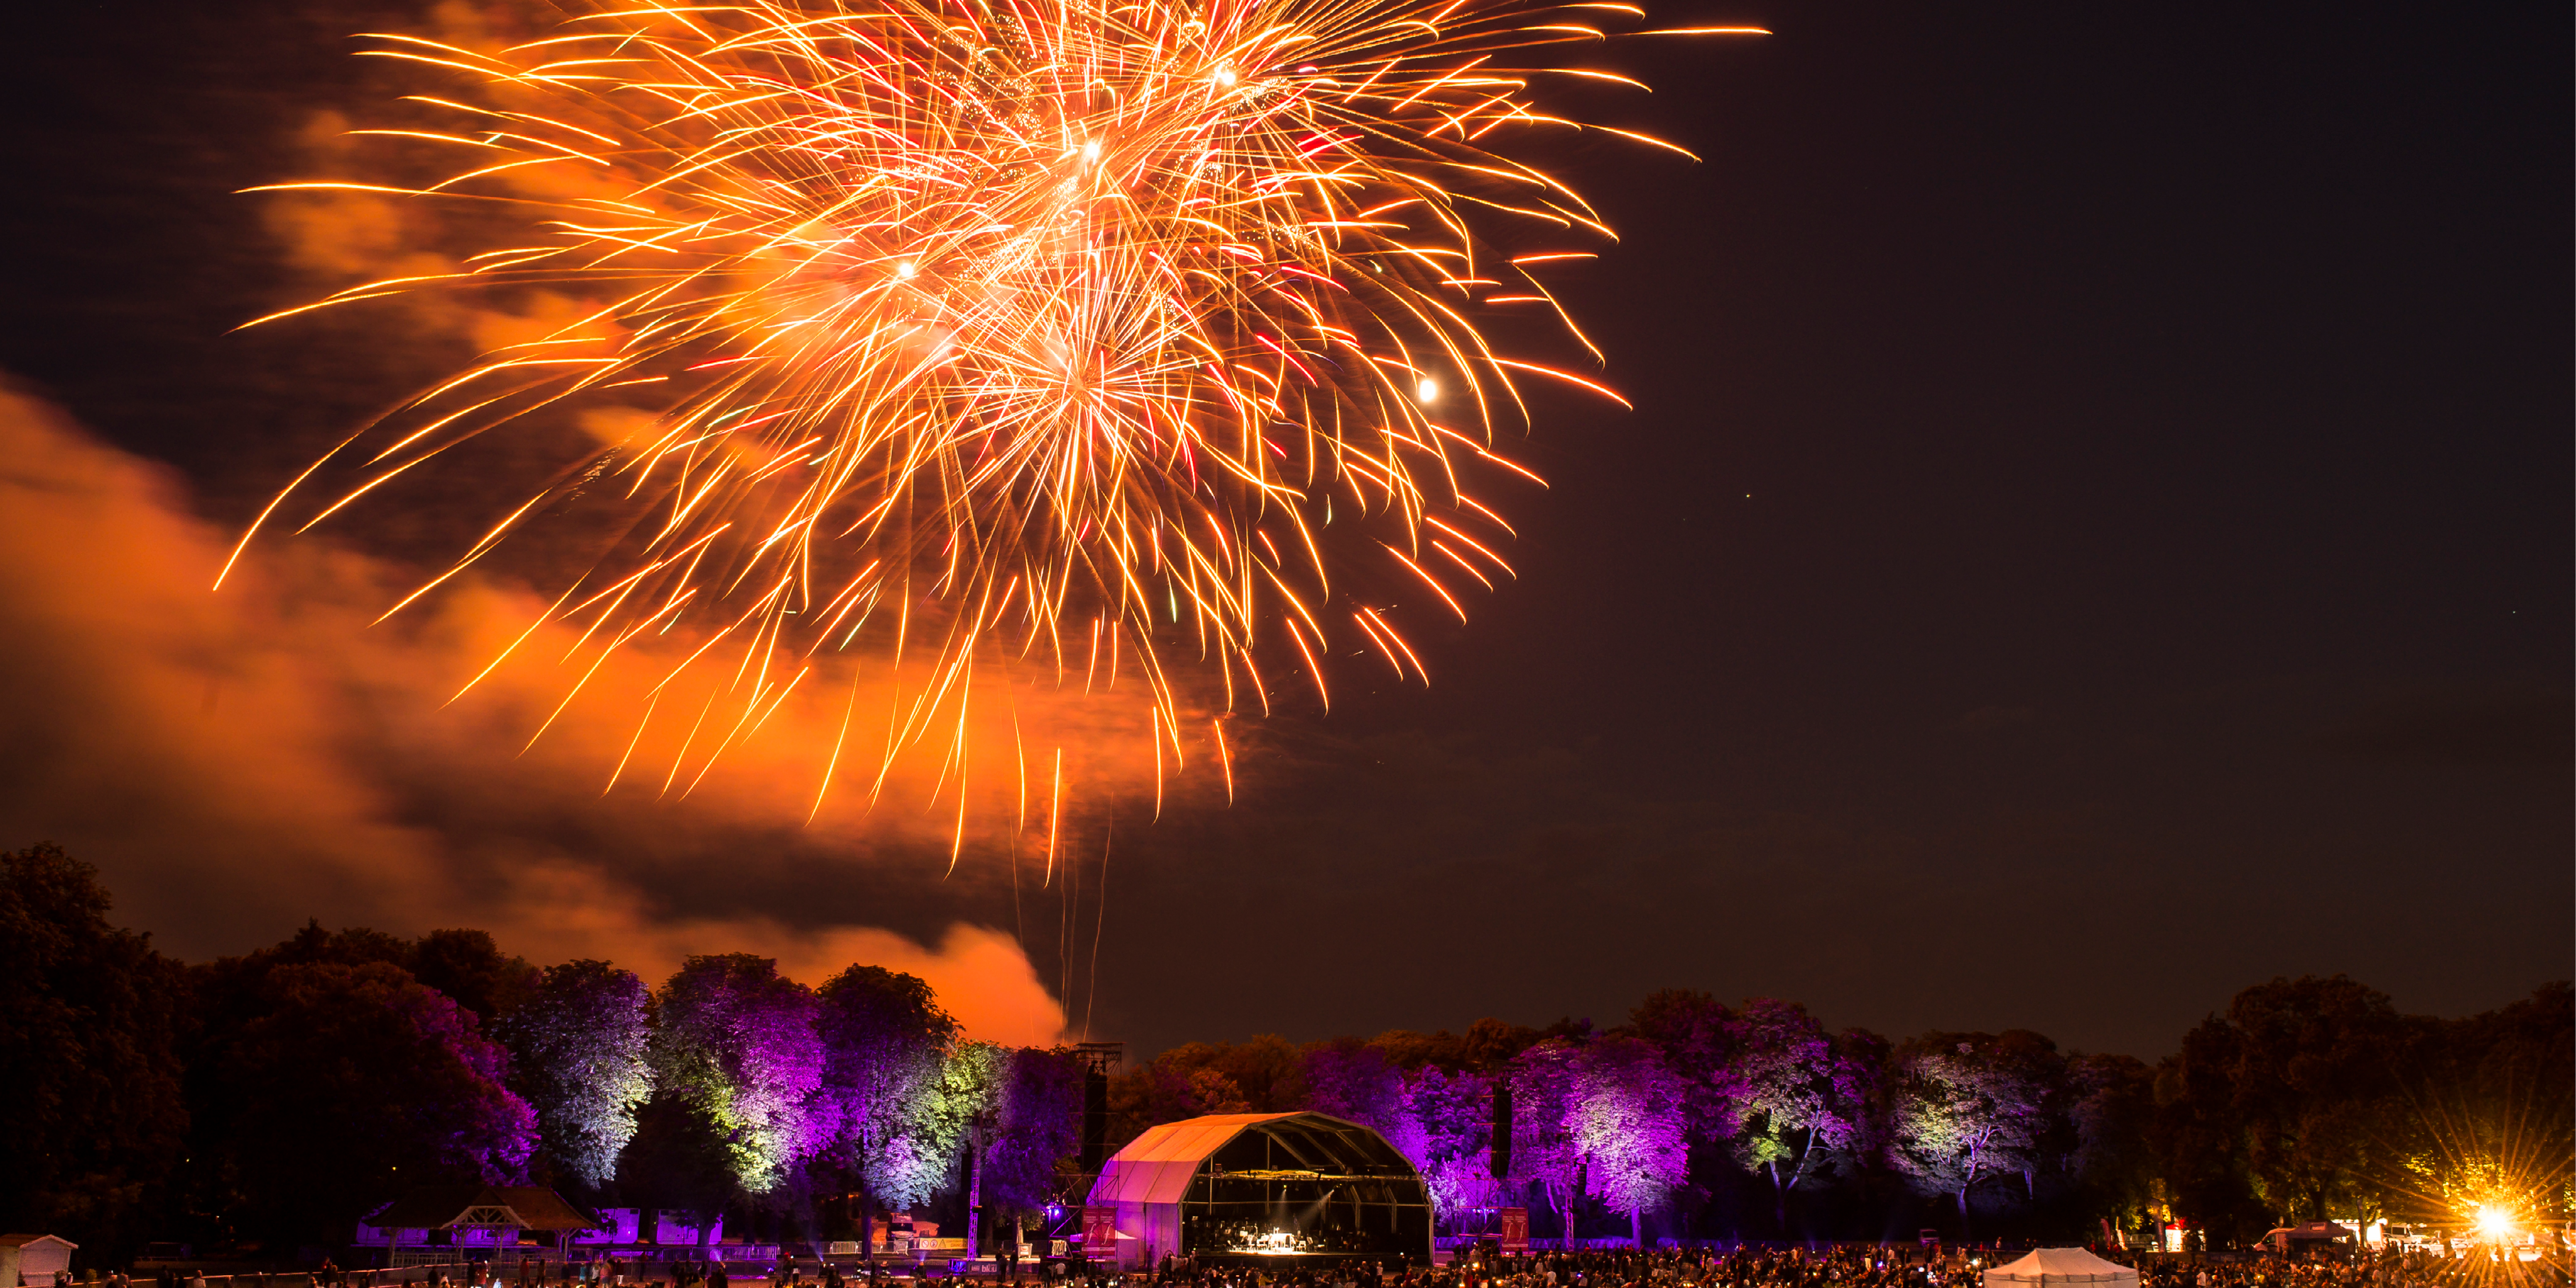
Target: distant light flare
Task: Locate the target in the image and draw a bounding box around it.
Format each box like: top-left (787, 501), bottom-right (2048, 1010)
top-left (2473, 1205), bottom-right (2516, 1241)
top-left (228, 0), bottom-right (1764, 842)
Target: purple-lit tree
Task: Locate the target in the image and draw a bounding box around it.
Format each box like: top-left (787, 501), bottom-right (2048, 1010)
top-left (983, 1046), bottom-right (1087, 1205)
top-left (971, 1046), bottom-right (1087, 1256)
top-left (1302, 1044), bottom-right (1495, 1226)
top-left (1401, 1064), bottom-right (1496, 1224)
top-left (1303, 1043), bottom-right (1411, 1142)
top-left (1888, 1029), bottom-right (2066, 1236)
top-left (496, 958), bottom-right (651, 1189)
top-left (1566, 1036), bottom-right (1690, 1248)
top-left (652, 954), bottom-right (828, 1195)
top-left (817, 964), bottom-right (959, 1265)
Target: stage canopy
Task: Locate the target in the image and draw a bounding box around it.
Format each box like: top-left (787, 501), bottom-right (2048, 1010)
top-left (1085, 1112), bottom-right (1431, 1267)
top-left (1982, 1249), bottom-right (2141, 1288)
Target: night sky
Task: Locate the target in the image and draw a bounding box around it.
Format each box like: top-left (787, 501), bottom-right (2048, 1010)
top-left (4, 0), bottom-right (2566, 1060)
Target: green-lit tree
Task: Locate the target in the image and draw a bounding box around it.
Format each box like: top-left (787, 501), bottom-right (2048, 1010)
top-left (1727, 999), bottom-right (1875, 1229)
top-left (817, 964), bottom-right (959, 1268)
top-left (1889, 1029), bottom-right (2065, 1236)
top-left (651, 955), bottom-right (827, 1196)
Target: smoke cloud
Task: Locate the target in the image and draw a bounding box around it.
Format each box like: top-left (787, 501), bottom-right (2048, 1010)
top-left (0, 381), bottom-right (1161, 1045)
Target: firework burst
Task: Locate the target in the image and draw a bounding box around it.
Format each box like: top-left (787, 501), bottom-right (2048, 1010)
top-left (227, 0), bottom-right (1760, 849)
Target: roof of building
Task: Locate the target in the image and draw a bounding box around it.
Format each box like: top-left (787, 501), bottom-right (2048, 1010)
top-left (0, 1236), bottom-right (78, 1251)
top-left (1087, 1112), bottom-right (1420, 1208)
top-left (368, 1188), bottom-right (601, 1232)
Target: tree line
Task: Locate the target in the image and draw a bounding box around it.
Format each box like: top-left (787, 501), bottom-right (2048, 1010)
top-left (1105, 992), bottom-right (2569, 1248)
top-left (3, 842), bottom-right (2566, 1265)
top-left (1, 844), bottom-right (1077, 1262)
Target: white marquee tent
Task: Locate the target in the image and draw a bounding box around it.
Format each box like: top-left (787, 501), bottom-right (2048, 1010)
top-left (1982, 1249), bottom-right (2141, 1288)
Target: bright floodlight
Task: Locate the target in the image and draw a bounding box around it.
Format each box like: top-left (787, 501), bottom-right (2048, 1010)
top-left (1417, 377), bottom-right (1439, 403)
top-left (2474, 1205), bottom-right (2514, 1240)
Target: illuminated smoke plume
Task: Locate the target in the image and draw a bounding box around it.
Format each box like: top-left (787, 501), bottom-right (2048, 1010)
top-left (0, 381), bottom-right (1069, 1042)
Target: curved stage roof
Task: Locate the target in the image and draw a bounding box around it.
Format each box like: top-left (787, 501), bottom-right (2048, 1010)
top-left (1086, 1112), bottom-right (1432, 1265)
top-left (1091, 1112), bottom-right (1421, 1205)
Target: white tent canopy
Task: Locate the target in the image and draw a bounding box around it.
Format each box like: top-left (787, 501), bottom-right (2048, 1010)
top-left (1982, 1249), bottom-right (2141, 1288)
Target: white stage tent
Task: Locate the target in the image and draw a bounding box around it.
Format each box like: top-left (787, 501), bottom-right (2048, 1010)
top-left (1981, 1249), bottom-right (2142, 1288)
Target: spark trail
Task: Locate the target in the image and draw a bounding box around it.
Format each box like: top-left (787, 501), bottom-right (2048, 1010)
top-left (230, 0), bottom-right (1762, 848)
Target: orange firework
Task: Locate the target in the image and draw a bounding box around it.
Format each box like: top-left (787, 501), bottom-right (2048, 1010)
top-left (224, 0), bottom-right (1760, 838)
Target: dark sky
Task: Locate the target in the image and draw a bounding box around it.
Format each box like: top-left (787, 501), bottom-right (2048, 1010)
top-left (4, 0), bottom-right (2567, 1060)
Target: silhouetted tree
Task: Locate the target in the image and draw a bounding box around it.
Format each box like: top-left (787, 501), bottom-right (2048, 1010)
top-left (409, 928), bottom-right (541, 1022)
top-left (197, 961), bottom-right (535, 1245)
top-left (0, 843), bottom-right (187, 1259)
top-left (2067, 1053), bottom-right (2158, 1240)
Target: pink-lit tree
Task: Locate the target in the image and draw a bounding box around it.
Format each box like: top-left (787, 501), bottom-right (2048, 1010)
top-left (207, 960), bottom-right (537, 1244)
top-left (971, 1046), bottom-right (1087, 1258)
top-left (1628, 988), bottom-right (1743, 1142)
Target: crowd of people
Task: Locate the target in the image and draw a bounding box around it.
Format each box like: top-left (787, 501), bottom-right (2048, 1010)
top-left (79, 1240), bottom-right (2566, 1288)
top-left (2114, 1248), bottom-right (2567, 1288)
top-left (1119, 1245), bottom-right (2570, 1288)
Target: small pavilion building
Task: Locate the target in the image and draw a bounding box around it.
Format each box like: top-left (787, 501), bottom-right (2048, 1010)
top-left (359, 1187), bottom-right (601, 1262)
top-left (0, 1234), bottom-right (77, 1288)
